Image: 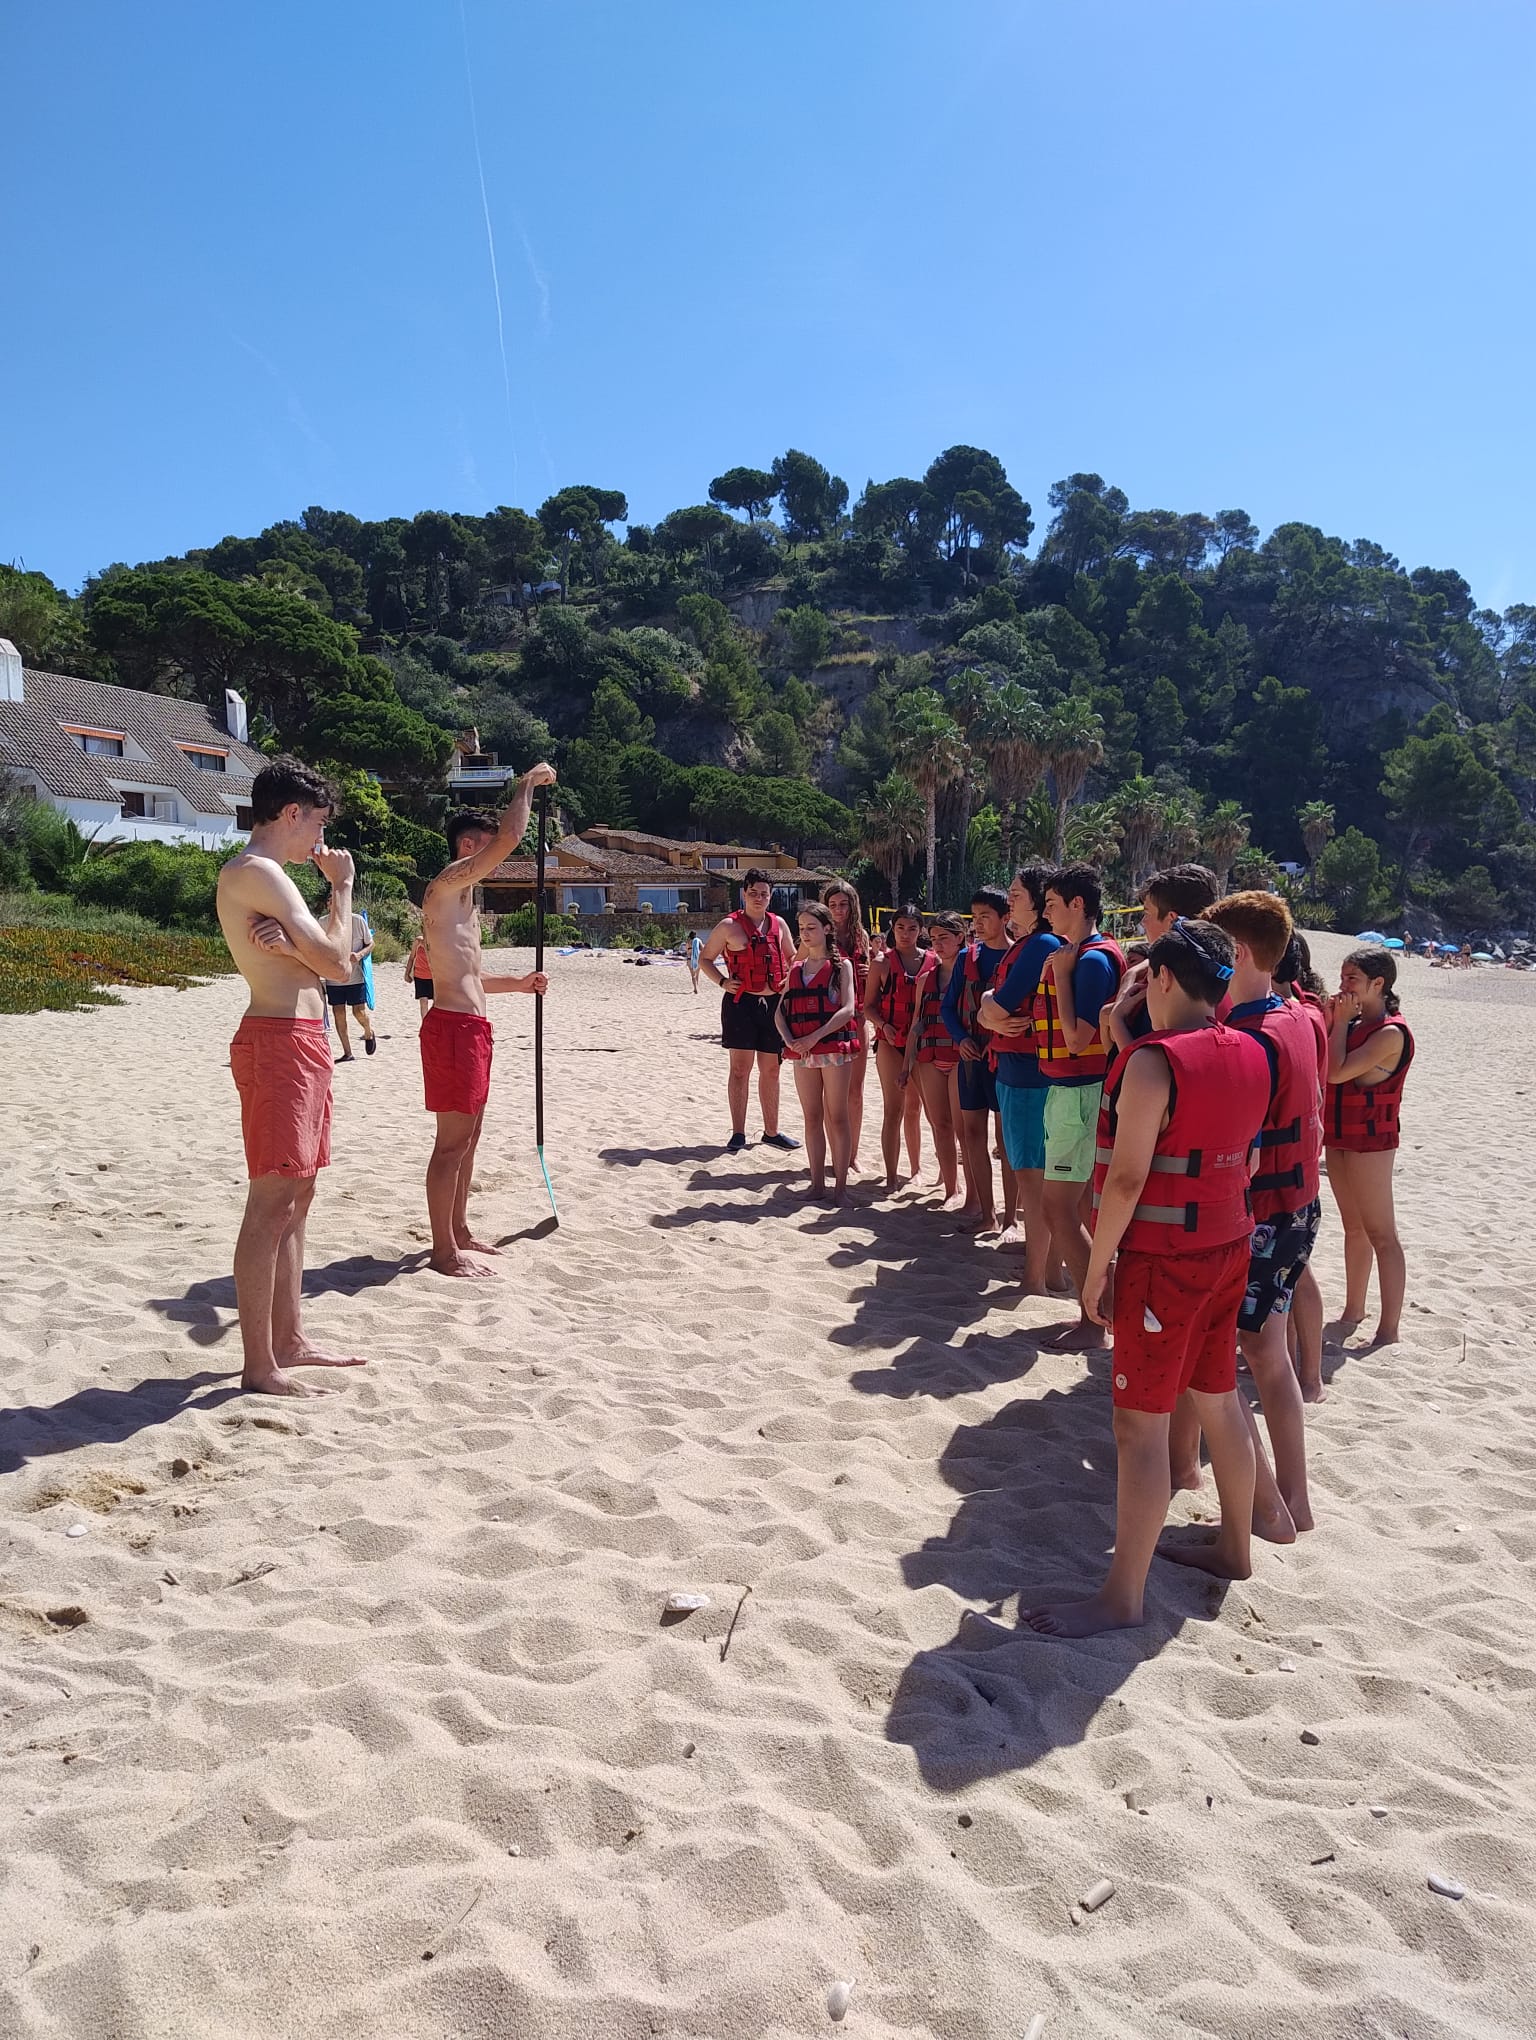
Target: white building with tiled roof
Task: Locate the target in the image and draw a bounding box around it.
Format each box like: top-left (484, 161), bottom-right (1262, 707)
top-left (0, 641), bottom-right (265, 849)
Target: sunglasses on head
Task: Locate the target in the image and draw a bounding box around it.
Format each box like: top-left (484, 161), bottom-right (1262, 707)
top-left (1164, 917), bottom-right (1233, 982)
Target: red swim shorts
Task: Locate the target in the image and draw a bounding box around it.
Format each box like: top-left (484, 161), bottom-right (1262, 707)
top-left (421, 1007), bottom-right (494, 1116)
top-left (229, 1016), bottom-right (333, 1180)
top-left (1110, 1238), bottom-right (1250, 1414)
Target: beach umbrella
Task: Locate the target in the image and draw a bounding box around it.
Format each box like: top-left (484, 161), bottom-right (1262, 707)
top-left (534, 784), bottom-right (558, 1223)
top-left (1382, 938), bottom-right (1404, 949)
top-left (1355, 929), bottom-right (1388, 944)
top-left (1472, 951), bottom-right (1494, 962)
top-left (1437, 942), bottom-right (1458, 952)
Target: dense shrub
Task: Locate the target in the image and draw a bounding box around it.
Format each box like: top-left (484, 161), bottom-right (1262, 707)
top-left (495, 904), bottom-right (581, 948)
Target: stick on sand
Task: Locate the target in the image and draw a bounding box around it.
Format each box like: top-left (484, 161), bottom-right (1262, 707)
top-left (534, 783), bottom-right (558, 1223)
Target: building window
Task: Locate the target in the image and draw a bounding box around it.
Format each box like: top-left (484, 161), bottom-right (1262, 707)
top-left (150, 797), bottom-right (177, 823)
top-left (120, 791), bottom-right (147, 818)
top-left (637, 886), bottom-right (681, 913)
top-left (67, 730), bottom-right (125, 757)
top-left (561, 886), bottom-right (607, 916)
top-left (235, 805), bottom-right (254, 831)
top-left (703, 856), bottom-right (735, 871)
top-left (182, 747), bottom-right (227, 772)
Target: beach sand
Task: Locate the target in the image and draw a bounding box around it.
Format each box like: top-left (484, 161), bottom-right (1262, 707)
top-left (2, 932), bottom-right (1534, 2039)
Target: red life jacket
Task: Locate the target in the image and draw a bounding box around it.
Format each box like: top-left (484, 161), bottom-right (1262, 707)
top-left (872, 948), bottom-right (936, 1049)
top-left (986, 929), bottom-right (1060, 1068)
top-left (727, 909), bottom-right (788, 997)
top-left (915, 965), bottom-right (960, 1067)
top-left (957, 941), bottom-right (1000, 1048)
top-left (1032, 933), bottom-right (1126, 1082)
top-left (1326, 1014), bottom-right (1414, 1152)
top-left (1093, 1022), bottom-right (1273, 1255)
top-left (780, 958), bottom-right (855, 1058)
top-left (1228, 999), bottom-right (1325, 1221)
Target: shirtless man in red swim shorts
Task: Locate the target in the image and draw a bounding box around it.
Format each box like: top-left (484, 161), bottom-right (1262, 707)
top-left (215, 758), bottom-right (368, 1397)
top-left (421, 764), bottom-right (557, 1277)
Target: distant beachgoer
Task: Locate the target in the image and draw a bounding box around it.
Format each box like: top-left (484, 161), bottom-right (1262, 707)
top-left (902, 910), bottom-right (964, 1207)
top-left (823, 879), bottom-right (873, 1173)
top-left (1323, 946), bottom-right (1413, 1346)
top-left (864, 903), bottom-right (933, 1193)
top-left (1020, 919), bottom-right (1272, 1637)
top-left (978, 865), bottom-right (1062, 1292)
top-left (1034, 863), bottom-right (1125, 1348)
top-left (699, 870), bottom-right (801, 1156)
top-left (406, 936), bottom-right (433, 1017)
top-left (325, 909), bottom-right (377, 1061)
top-left (687, 930), bottom-right (703, 993)
top-left (941, 886), bottom-right (1017, 1237)
top-left (776, 902), bottom-right (858, 1204)
top-left (419, 769), bottom-right (557, 1278)
top-left (214, 757), bottom-right (367, 1397)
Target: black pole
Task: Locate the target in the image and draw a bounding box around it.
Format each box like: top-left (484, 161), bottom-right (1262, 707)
top-left (534, 783), bottom-right (547, 1152)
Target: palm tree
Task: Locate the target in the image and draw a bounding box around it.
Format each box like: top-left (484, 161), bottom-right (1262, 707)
top-left (1201, 799), bottom-right (1251, 892)
top-left (1043, 698), bottom-right (1106, 858)
top-left (975, 682), bottom-right (1047, 875)
top-left (1231, 844), bottom-right (1280, 891)
top-left (1297, 800), bottom-right (1336, 866)
top-left (890, 689), bottom-right (969, 903)
top-left (856, 772), bottom-right (926, 905)
top-left (1110, 775), bottom-right (1167, 891)
top-left (943, 667), bottom-right (996, 895)
top-left (1065, 799), bottom-right (1123, 869)
top-left (1158, 793), bottom-right (1204, 867)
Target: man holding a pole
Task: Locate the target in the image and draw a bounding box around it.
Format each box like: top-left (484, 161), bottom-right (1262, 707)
top-left (419, 763), bottom-right (556, 1277)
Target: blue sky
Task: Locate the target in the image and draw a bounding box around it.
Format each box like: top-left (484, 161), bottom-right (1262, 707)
top-left (6, 1), bottom-right (1533, 610)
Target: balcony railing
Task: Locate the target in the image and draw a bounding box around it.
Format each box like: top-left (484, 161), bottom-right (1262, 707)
top-left (447, 764), bottom-right (515, 786)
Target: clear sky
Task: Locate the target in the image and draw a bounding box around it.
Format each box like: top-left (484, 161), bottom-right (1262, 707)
top-left (6, 1), bottom-right (1533, 610)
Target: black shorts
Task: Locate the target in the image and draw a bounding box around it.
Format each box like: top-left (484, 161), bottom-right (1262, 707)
top-left (721, 991), bottom-right (782, 1056)
top-left (414, 978), bottom-right (434, 999)
top-left (325, 984), bottom-right (368, 1008)
top-left (1238, 1198), bottom-right (1322, 1332)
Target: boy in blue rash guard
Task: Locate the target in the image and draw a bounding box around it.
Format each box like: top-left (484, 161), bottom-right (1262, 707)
top-left (1034, 863), bottom-right (1124, 1350)
top-left (978, 865), bottom-right (1061, 1292)
top-left (941, 885), bottom-right (1017, 1235)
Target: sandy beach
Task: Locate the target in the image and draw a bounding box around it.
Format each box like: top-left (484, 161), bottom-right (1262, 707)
top-left (2, 930), bottom-right (1535, 2040)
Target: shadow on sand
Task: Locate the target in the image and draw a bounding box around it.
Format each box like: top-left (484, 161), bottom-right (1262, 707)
top-left (148, 1253), bottom-right (428, 1345)
top-left (1, 1370), bottom-right (243, 1474)
top-left (851, 1313), bottom-right (1240, 1789)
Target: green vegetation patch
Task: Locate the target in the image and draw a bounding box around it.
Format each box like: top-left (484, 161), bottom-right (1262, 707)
top-left (0, 919), bottom-right (235, 1014)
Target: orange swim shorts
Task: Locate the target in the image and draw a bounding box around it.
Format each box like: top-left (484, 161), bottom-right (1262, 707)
top-left (1110, 1239), bottom-right (1249, 1414)
top-left (229, 1016), bottom-right (333, 1180)
top-left (420, 1007), bottom-right (494, 1116)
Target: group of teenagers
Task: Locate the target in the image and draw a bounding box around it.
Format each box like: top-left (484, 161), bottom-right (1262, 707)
top-left (698, 858), bottom-right (1415, 1635)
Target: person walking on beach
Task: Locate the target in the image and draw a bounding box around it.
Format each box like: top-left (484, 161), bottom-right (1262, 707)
top-left (823, 879), bottom-right (873, 1173)
top-left (902, 910), bottom-right (965, 1208)
top-left (419, 767), bottom-right (557, 1278)
top-left (1021, 919), bottom-right (1272, 1637)
top-left (1034, 864), bottom-right (1125, 1348)
top-left (699, 870), bottom-right (801, 1156)
top-left (941, 886), bottom-right (1017, 1236)
top-left (864, 903), bottom-right (933, 1193)
top-left (978, 866), bottom-right (1062, 1293)
top-left (325, 909), bottom-right (377, 1060)
top-left (405, 935), bottom-right (433, 1018)
top-left (1323, 946), bottom-right (1414, 1346)
top-left (776, 901), bottom-right (858, 1203)
top-left (214, 758), bottom-right (369, 1397)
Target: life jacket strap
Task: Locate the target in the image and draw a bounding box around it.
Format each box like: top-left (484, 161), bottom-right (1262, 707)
top-left (1256, 1117), bottom-right (1301, 1147)
top-left (1094, 1145), bottom-right (1201, 1178)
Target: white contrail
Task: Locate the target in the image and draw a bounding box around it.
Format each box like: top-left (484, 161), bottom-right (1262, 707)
top-left (458, 0), bottom-right (518, 491)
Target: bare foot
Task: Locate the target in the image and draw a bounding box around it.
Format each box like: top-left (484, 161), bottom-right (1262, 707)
top-left (1047, 1318), bottom-right (1108, 1352)
top-left (278, 1345), bottom-right (367, 1370)
top-left (1325, 1313), bottom-right (1365, 1345)
top-left (1252, 1495), bottom-right (1297, 1545)
top-left (242, 1366), bottom-right (333, 1397)
top-left (1020, 1594), bottom-right (1145, 1638)
top-left (1156, 1532), bottom-right (1252, 1580)
top-left (955, 1208), bottom-right (992, 1233)
top-left (1171, 1462), bottom-right (1204, 1492)
top-left (994, 1223), bottom-right (1025, 1248)
top-left (1299, 1377), bottom-right (1328, 1405)
top-left (1284, 1495), bottom-right (1315, 1534)
top-left (1364, 1325), bottom-right (1401, 1349)
top-left (456, 1235), bottom-right (503, 1256)
top-left (942, 1192), bottom-right (969, 1214)
top-left (430, 1252), bottom-right (496, 1279)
